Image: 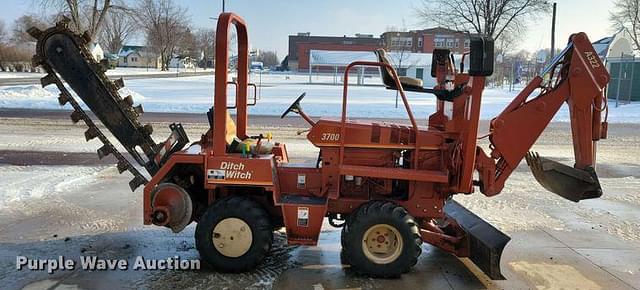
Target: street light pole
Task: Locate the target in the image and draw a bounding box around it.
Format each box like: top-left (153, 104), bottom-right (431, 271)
top-left (550, 2), bottom-right (557, 58)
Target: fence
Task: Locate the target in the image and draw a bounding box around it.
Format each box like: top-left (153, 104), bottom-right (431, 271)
top-left (607, 55), bottom-right (639, 107)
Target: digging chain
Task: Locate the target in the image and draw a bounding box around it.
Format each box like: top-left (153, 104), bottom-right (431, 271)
top-left (28, 19), bottom-right (150, 190)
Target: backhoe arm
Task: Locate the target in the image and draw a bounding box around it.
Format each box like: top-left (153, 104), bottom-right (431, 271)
top-left (475, 33), bottom-right (610, 201)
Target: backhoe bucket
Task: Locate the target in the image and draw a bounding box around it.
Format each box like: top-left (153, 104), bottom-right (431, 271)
top-left (444, 200), bottom-right (511, 280)
top-left (525, 152), bottom-right (602, 202)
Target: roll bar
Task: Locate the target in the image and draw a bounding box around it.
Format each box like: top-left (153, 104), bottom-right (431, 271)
top-left (213, 13), bottom-right (249, 156)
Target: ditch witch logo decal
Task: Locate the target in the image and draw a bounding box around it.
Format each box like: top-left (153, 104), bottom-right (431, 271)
top-left (208, 162), bottom-right (253, 180)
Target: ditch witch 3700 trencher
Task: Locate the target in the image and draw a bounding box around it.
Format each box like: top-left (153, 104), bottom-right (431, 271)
top-left (28, 12), bottom-right (609, 279)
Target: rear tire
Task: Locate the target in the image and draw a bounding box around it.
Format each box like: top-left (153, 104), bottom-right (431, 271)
top-left (341, 201), bottom-right (422, 277)
top-left (195, 196), bottom-right (273, 272)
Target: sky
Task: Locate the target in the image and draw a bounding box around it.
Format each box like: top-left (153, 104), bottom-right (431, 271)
top-left (0, 0), bottom-right (618, 57)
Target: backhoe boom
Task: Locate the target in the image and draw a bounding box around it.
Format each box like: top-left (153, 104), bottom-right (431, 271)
top-left (476, 33), bottom-right (609, 201)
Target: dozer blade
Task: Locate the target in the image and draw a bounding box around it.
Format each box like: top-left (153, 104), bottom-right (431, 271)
top-left (444, 200), bottom-right (510, 280)
top-left (525, 152), bottom-right (602, 202)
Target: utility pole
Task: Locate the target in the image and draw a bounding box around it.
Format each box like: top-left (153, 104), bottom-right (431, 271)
top-left (222, 0), bottom-right (226, 13)
top-left (550, 2), bottom-right (557, 58)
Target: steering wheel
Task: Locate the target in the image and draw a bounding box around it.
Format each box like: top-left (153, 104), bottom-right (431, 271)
top-left (280, 92), bottom-right (306, 119)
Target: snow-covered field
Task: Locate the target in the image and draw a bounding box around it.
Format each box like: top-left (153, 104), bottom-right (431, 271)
top-left (0, 73), bottom-right (637, 123)
top-left (0, 67), bottom-right (206, 79)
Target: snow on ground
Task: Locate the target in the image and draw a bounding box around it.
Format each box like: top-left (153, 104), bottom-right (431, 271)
top-left (0, 67), bottom-right (203, 79)
top-left (0, 72), bottom-right (45, 79)
top-left (0, 165), bottom-right (109, 208)
top-left (0, 73), bottom-right (638, 123)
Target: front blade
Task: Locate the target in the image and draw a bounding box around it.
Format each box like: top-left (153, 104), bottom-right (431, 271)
top-left (444, 200), bottom-right (511, 280)
top-left (525, 152), bottom-right (602, 202)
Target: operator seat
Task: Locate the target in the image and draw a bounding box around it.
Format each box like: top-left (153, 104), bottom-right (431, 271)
top-left (375, 49), bottom-right (424, 91)
top-left (374, 48), bottom-right (464, 101)
top-left (207, 108), bottom-right (274, 154)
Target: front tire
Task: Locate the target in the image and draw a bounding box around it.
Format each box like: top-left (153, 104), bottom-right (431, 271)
top-left (342, 201), bottom-right (422, 277)
top-left (195, 196), bottom-right (273, 272)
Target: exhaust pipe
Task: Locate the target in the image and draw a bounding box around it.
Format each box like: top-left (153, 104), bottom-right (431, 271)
top-left (525, 151), bottom-right (602, 202)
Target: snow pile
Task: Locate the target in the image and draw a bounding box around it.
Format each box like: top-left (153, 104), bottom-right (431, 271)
top-left (0, 165), bottom-right (107, 208)
top-left (0, 84), bottom-right (145, 109)
top-left (0, 85), bottom-right (59, 109)
top-left (0, 72), bottom-right (45, 79)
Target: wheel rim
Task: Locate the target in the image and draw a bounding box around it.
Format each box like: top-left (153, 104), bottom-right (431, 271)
top-left (362, 224), bottom-right (403, 264)
top-left (212, 218), bottom-right (253, 258)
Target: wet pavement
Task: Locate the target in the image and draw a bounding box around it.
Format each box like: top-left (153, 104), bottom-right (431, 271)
top-left (1, 113), bottom-right (640, 289)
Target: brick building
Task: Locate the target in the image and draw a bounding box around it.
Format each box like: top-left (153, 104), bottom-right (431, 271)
top-left (287, 33), bottom-right (383, 71)
top-left (286, 28), bottom-right (468, 72)
top-left (381, 28), bottom-right (469, 54)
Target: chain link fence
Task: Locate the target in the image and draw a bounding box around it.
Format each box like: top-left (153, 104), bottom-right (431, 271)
top-left (607, 55), bottom-right (638, 107)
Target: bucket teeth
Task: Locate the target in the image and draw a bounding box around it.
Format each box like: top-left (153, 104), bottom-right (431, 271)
top-left (56, 17), bottom-right (70, 29)
top-left (97, 145), bottom-right (111, 159)
top-left (58, 94), bottom-right (69, 106)
top-left (129, 176), bottom-right (146, 191)
top-left (84, 127), bottom-right (99, 141)
top-left (70, 110), bottom-right (83, 123)
top-left (27, 27), bottom-right (43, 39)
top-left (99, 59), bottom-right (110, 70)
top-left (143, 123), bottom-right (153, 135)
top-left (40, 74), bottom-right (57, 87)
top-left (31, 55), bottom-right (44, 67)
top-left (117, 161), bottom-right (129, 173)
top-left (114, 78), bottom-right (125, 90)
top-left (91, 63), bottom-right (107, 73)
top-left (81, 31), bottom-right (92, 44)
top-left (134, 104), bottom-right (144, 115)
top-left (123, 95), bottom-right (134, 106)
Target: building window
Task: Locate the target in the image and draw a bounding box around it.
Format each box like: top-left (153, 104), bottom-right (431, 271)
top-left (455, 39), bottom-right (460, 48)
top-left (434, 37), bottom-right (445, 48)
top-left (391, 37), bottom-right (412, 47)
top-left (418, 39), bottom-right (423, 47)
top-left (446, 38), bottom-right (454, 48)
top-left (464, 39), bottom-right (470, 48)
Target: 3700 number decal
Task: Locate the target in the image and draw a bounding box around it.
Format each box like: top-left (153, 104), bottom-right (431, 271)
top-left (321, 133), bottom-right (340, 141)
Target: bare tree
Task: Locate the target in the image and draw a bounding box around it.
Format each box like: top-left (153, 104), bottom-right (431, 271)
top-left (11, 15), bottom-right (48, 44)
top-left (38, 0), bottom-right (127, 41)
top-left (0, 20), bottom-right (7, 45)
top-left (611, 0), bottom-right (640, 50)
top-left (415, 0), bottom-right (549, 41)
top-left (136, 0), bottom-right (190, 71)
top-left (195, 28), bottom-right (215, 68)
top-left (256, 51), bottom-right (279, 68)
top-left (99, 9), bottom-right (137, 54)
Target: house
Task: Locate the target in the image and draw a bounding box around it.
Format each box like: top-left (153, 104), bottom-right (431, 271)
top-left (592, 29), bottom-right (634, 60)
top-left (169, 56), bottom-right (197, 69)
top-left (118, 45), bottom-right (161, 68)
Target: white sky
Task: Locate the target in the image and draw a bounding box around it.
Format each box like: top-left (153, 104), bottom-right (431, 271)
top-left (0, 0), bottom-right (620, 56)
top-left (520, 0), bottom-right (617, 52)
